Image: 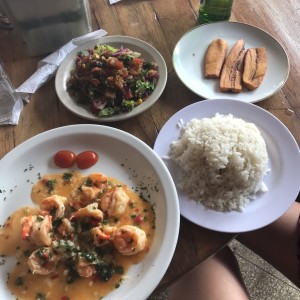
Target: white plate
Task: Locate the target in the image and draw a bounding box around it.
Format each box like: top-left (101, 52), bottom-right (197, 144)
top-left (55, 35), bottom-right (168, 122)
top-left (173, 22), bottom-right (290, 103)
top-left (154, 99), bottom-right (300, 233)
top-left (0, 125), bottom-right (179, 299)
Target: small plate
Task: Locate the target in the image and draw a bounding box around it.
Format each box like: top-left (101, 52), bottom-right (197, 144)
top-left (0, 125), bottom-right (179, 299)
top-left (173, 22), bottom-right (289, 103)
top-left (55, 35), bottom-right (167, 122)
top-left (154, 99), bottom-right (300, 233)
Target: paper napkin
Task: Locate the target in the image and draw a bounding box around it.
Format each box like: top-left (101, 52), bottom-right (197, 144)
top-left (109, 0), bottom-right (122, 4)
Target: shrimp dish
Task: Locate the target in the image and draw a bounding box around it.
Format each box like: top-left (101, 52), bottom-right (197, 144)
top-left (67, 44), bottom-right (160, 118)
top-left (0, 171), bottom-right (155, 300)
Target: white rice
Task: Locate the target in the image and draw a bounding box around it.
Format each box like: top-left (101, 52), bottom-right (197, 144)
top-left (169, 113), bottom-right (269, 212)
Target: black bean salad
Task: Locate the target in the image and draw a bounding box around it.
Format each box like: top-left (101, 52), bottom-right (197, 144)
top-left (67, 44), bottom-right (160, 117)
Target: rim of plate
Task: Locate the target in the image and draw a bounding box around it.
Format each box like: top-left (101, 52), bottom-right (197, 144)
top-left (172, 21), bottom-right (290, 103)
top-left (153, 99), bottom-right (300, 233)
top-left (55, 36), bottom-right (168, 122)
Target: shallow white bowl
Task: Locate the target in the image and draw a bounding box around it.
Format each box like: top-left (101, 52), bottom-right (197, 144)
top-left (55, 35), bottom-right (168, 122)
top-left (0, 125), bottom-right (180, 299)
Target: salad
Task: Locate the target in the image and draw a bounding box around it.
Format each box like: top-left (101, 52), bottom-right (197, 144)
top-left (67, 45), bottom-right (160, 118)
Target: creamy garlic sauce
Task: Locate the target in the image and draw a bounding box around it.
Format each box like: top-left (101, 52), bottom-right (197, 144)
top-left (0, 171), bottom-right (155, 300)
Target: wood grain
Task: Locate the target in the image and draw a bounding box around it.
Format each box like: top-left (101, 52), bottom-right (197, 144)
top-left (0, 0), bottom-right (299, 296)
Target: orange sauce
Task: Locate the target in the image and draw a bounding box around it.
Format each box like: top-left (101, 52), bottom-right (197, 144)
top-left (0, 171), bottom-right (155, 300)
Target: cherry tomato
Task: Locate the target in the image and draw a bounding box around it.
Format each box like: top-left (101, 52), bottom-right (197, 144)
top-left (54, 150), bottom-right (76, 168)
top-left (76, 151), bottom-right (98, 169)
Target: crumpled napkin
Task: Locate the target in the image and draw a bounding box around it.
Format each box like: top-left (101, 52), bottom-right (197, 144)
top-left (16, 29), bottom-right (108, 103)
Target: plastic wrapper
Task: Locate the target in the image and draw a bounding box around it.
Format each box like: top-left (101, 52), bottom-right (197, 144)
top-left (0, 59), bottom-right (23, 125)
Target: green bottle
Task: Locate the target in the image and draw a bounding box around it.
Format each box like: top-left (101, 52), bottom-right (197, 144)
top-left (198, 0), bottom-right (233, 24)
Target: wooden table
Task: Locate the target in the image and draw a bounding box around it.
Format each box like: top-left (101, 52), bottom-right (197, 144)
top-left (0, 0), bottom-right (299, 297)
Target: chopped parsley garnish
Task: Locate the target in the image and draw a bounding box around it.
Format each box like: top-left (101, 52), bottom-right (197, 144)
top-left (63, 173), bottom-right (73, 183)
top-left (45, 179), bottom-right (56, 193)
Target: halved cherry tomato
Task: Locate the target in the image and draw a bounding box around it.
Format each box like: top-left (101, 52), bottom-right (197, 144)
top-left (76, 151), bottom-right (98, 169)
top-left (54, 150), bottom-right (76, 168)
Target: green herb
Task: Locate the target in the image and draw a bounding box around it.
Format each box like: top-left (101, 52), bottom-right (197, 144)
top-left (96, 263), bottom-right (114, 282)
top-left (23, 250), bottom-right (31, 257)
top-left (135, 79), bottom-right (155, 97)
top-left (99, 107), bottom-right (116, 118)
top-left (85, 178), bottom-right (93, 187)
top-left (114, 265), bottom-right (124, 274)
top-left (120, 100), bottom-right (136, 112)
top-left (63, 173), bottom-right (73, 183)
top-left (81, 251), bottom-right (97, 263)
top-left (45, 179), bottom-right (56, 193)
top-left (15, 277), bottom-right (24, 286)
top-left (36, 292), bottom-right (46, 300)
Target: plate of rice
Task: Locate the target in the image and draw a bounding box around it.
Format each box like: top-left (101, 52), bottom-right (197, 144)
top-left (154, 99), bottom-right (300, 232)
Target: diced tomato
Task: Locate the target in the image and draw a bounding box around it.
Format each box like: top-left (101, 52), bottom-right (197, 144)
top-left (132, 57), bottom-right (143, 66)
top-left (114, 59), bottom-right (124, 70)
top-left (107, 57), bottom-right (124, 70)
top-left (134, 214), bottom-right (144, 224)
top-left (123, 88), bottom-right (133, 99)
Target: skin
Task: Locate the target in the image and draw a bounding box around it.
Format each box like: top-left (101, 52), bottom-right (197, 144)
top-left (168, 201), bottom-right (300, 299)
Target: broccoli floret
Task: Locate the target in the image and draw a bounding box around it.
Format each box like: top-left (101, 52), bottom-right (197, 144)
top-left (99, 107), bottom-right (118, 117)
top-left (94, 45), bottom-right (117, 56)
top-left (121, 100), bottom-right (136, 112)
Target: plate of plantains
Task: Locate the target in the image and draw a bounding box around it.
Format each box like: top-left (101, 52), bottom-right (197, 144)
top-left (173, 21), bottom-right (289, 103)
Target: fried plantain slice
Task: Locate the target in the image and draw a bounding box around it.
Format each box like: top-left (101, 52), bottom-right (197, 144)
top-left (204, 38), bottom-right (228, 79)
top-left (220, 39), bottom-right (245, 93)
top-left (242, 47), bottom-right (267, 90)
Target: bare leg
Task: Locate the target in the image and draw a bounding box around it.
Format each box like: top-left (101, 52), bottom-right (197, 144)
top-left (168, 246), bottom-right (249, 300)
top-left (237, 201), bottom-right (300, 287)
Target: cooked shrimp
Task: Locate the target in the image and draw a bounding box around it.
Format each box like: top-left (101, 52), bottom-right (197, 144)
top-left (80, 186), bottom-right (100, 201)
top-left (57, 218), bottom-right (74, 236)
top-left (87, 173), bottom-right (109, 191)
top-left (90, 225), bottom-right (117, 247)
top-left (76, 257), bottom-right (96, 278)
top-left (21, 215), bottom-right (53, 246)
top-left (112, 225), bottom-right (146, 256)
top-left (70, 187), bottom-right (98, 210)
top-left (21, 215), bottom-right (35, 240)
top-left (100, 187), bottom-right (129, 217)
top-left (73, 203), bottom-right (104, 221)
top-left (40, 194), bottom-right (67, 219)
top-left (28, 247), bottom-right (60, 275)
top-left (70, 173), bottom-right (109, 208)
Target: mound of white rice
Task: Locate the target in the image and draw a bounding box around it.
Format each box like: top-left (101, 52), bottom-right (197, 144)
top-left (170, 113), bottom-right (269, 212)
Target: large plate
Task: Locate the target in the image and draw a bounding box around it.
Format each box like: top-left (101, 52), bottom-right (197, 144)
top-left (0, 125), bottom-right (179, 299)
top-left (55, 35), bottom-right (167, 122)
top-left (173, 22), bottom-right (289, 103)
top-left (154, 99), bottom-right (300, 233)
